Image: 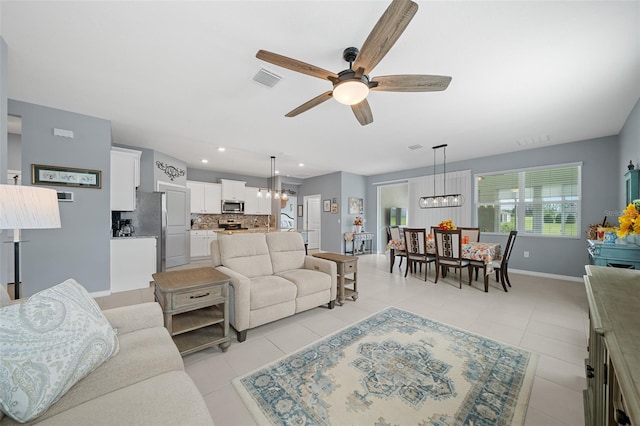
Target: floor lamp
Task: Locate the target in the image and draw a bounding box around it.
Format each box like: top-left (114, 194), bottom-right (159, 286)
top-left (0, 185), bottom-right (61, 299)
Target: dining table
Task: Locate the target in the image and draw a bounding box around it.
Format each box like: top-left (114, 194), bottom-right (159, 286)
top-left (386, 239), bottom-right (502, 292)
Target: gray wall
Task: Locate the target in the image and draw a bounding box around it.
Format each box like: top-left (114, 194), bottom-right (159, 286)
top-left (365, 136), bottom-right (621, 278)
top-left (7, 133), bottom-right (20, 170)
top-left (187, 167), bottom-right (268, 189)
top-left (1, 37), bottom-right (8, 288)
top-left (619, 98), bottom-right (640, 204)
top-left (298, 172), bottom-right (343, 253)
top-left (8, 100), bottom-right (112, 296)
top-left (341, 172), bottom-right (367, 234)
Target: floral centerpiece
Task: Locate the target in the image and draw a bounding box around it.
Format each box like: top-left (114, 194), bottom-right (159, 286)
top-left (354, 216), bottom-right (363, 226)
top-left (438, 219), bottom-right (456, 230)
top-left (617, 199), bottom-right (640, 238)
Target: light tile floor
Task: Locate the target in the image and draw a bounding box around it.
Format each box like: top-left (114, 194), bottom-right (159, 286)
top-left (160, 254), bottom-right (590, 425)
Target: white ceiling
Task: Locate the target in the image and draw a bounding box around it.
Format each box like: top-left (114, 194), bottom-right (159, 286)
top-left (2, 1), bottom-right (639, 180)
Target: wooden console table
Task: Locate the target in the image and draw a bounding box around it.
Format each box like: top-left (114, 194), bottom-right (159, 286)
top-left (313, 252), bottom-right (358, 306)
top-left (344, 232), bottom-right (373, 255)
top-left (583, 265), bottom-right (639, 425)
top-left (153, 267), bottom-right (231, 355)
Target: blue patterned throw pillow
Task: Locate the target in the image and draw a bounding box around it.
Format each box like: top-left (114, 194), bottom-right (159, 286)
top-left (0, 279), bottom-right (119, 423)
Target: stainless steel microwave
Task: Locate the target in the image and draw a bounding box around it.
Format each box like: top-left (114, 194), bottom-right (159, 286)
top-left (222, 200), bottom-right (244, 214)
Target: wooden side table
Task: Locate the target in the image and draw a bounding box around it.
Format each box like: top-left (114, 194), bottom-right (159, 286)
top-left (153, 267), bottom-right (231, 355)
top-left (313, 252), bottom-right (358, 306)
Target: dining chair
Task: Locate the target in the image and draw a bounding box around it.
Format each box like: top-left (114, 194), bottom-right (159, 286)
top-left (433, 228), bottom-right (472, 288)
top-left (493, 230), bottom-right (517, 290)
top-left (459, 227), bottom-right (482, 280)
top-left (389, 226), bottom-right (407, 271)
top-left (403, 228), bottom-right (436, 281)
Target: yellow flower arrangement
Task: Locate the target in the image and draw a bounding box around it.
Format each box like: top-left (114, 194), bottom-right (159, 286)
top-left (617, 200), bottom-right (640, 237)
top-left (438, 219), bottom-right (456, 230)
top-left (354, 216), bottom-right (363, 226)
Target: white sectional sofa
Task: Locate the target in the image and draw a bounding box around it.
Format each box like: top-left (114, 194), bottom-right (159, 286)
top-left (211, 232), bottom-right (336, 342)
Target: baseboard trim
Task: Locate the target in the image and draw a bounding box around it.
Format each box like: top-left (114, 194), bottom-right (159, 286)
top-left (90, 290), bottom-right (112, 298)
top-left (507, 268), bottom-right (583, 282)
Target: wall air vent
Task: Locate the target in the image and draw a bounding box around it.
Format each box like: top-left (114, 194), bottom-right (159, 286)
top-left (253, 68), bottom-right (282, 88)
top-left (408, 144), bottom-right (423, 150)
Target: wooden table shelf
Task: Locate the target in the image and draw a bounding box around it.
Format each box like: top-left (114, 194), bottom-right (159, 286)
top-left (171, 305), bottom-right (225, 336)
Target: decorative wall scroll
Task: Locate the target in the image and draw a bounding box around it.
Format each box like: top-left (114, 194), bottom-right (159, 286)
top-left (156, 161), bottom-right (185, 181)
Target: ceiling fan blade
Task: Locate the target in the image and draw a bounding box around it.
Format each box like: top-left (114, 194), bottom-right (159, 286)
top-left (371, 74), bottom-right (452, 92)
top-left (256, 50), bottom-right (338, 81)
top-left (352, 0), bottom-right (418, 74)
top-left (351, 99), bottom-right (374, 126)
top-left (285, 91), bottom-right (333, 117)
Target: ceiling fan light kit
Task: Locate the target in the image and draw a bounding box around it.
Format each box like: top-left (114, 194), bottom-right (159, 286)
top-left (256, 0), bottom-right (451, 126)
top-left (332, 79), bottom-right (370, 106)
top-left (419, 144), bottom-right (464, 209)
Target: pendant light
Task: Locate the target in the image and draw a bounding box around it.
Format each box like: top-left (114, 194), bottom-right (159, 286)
top-left (418, 144), bottom-right (464, 209)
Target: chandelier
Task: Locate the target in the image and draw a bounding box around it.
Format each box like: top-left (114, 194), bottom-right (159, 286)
top-left (418, 144), bottom-right (464, 209)
top-left (257, 156), bottom-right (288, 200)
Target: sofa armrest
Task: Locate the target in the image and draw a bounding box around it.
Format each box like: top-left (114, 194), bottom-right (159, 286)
top-left (215, 266), bottom-right (251, 332)
top-left (102, 302), bottom-right (164, 336)
top-left (304, 256), bottom-right (337, 301)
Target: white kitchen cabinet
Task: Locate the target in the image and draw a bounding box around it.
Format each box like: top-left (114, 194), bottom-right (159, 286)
top-left (110, 147), bottom-right (141, 211)
top-left (219, 179), bottom-right (246, 201)
top-left (190, 230), bottom-right (217, 258)
top-left (187, 181), bottom-right (221, 214)
top-left (244, 186), bottom-right (260, 214)
top-left (245, 187), bottom-right (271, 215)
top-left (110, 237), bottom-right (156, 293)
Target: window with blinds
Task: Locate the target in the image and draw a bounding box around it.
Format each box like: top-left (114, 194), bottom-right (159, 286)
top-left (475, 163), bottom-right (581, 237)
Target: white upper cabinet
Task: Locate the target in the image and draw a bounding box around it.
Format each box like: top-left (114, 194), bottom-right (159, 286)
top-left (244, 187), bottom-right (271, 215)
top-left (219, 179), bottom-right (246, 201)
top-left (187, 181), bottom-right (221, 214)
top-left (110, 147), bottom-right (141, 211)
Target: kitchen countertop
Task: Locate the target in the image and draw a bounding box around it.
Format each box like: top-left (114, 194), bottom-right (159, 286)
top-left (111, 235), bottom-right (158, 240)
top-left (211, 228), bottom-right (312, 234)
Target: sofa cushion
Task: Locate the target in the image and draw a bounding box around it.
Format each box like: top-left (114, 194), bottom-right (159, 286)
top-left (0, 279), bottom-right (119, 423)
top-left (16, 327), bottom-right (184, 424)
top-left (28, 371), bottom-right (213, 426)
top-left (250, 275), bottom-right (297, 310)
top-left (219, 233), bottom-right (273, 278)
top-left (266, 232), bottom-right (306, 273)
top-left (276, 269), bottom-right (331, 297)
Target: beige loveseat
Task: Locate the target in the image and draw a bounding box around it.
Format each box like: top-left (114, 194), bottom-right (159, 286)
top-left (211, 232), bottom-right (336, 342)
top-left (0, 299), bottom-right (213, 425)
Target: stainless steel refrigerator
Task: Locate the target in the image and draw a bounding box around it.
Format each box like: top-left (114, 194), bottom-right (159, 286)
top-left (129, 191), bottom-right (166, 273)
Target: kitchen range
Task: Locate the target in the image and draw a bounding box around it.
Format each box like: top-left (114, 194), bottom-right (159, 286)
top-left (218, 218), bottom-right (248, 231)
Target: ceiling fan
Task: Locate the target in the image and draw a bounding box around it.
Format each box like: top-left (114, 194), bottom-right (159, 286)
top-left (256, 0), bottom-right (452, 126)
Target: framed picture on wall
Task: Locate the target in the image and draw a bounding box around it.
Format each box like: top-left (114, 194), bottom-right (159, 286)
top-left (323, 199), bottom-right (331, 212)
top-left (348, 197), bottom-right (363, 215)
top-left (32, 164), bottom-right (102, 189)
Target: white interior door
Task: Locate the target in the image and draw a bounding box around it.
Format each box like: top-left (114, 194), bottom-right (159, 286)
top-left (158, 182), bottom-right (190, 268)
top-left (305, 195), bottom-right (321, 250)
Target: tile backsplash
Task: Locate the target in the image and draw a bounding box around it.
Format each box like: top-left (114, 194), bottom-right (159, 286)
top-left (191, 213), bottom-right (273, 229)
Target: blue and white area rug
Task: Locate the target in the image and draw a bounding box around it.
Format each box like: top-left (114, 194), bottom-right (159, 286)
top-left (233, 307), bottom-right (537, 425)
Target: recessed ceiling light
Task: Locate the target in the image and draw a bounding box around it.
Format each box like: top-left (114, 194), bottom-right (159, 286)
top-left (201, 159), bottom-right (208, 163)
top-left (275, 170), bottom-right (280, 174)
top-left (298, 163), bottom-right (304, 167)
top-left (218, 147), bottom-right (225, 152)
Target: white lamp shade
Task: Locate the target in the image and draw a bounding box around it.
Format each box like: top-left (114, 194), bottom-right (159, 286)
top-left (332, 80), bottom-right (370, 105)
top-left (0, 185), bottom-right (61, 230)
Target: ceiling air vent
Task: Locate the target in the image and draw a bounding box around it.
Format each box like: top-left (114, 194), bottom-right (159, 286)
top-left (408, 144), bottom-right (423, 150)
top-left (253, 68), bottom-right (282, 88)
